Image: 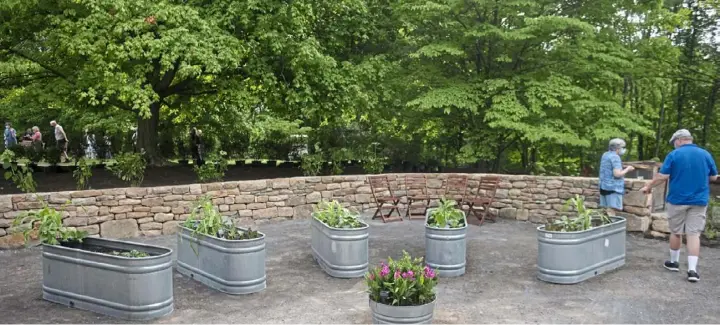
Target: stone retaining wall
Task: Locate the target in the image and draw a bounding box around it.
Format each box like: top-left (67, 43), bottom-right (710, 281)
top-left (0, 174), bottom-right (658, 248)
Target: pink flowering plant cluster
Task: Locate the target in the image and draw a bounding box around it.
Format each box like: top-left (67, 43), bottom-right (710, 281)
top-left (365, 250), bottom-right (438, 306)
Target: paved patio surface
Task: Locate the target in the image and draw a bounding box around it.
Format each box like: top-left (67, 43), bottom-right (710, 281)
top-left (2, 216), bottom-right (720, 324)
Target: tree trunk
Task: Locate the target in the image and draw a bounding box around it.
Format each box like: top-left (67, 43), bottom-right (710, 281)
top-left (136, 101), bottom-right (161, 164)
top-left (654, 90), bottom-right (667, 159)
top-left (702, 78), bottom-right (719, 147)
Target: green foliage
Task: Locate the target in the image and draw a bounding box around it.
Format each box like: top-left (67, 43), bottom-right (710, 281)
top-left (43, 147), bottom-right (61, 165)
top-left (313, 200), bottom-right (364, 229)
top-left (365, 251), bottom-right (437, 306)
top-left (109, 152), bottom-right (146, 187)
top-left (73, 157), bottom-right (93, 190)
top-left (182, 195), bottom-right (261, 255)
top-left (193, 151), bottom-right (228, 183)
top-left (362, 143), bottom-right (387, 174)
top-left (427, 198), bottom-right (465, 229)
top-left (112, 249), bottom-right (149, 258)
top-left (300, 153), bottom-right (324, 176)
top-left (545, 195), bottom-right (613, 232)
top-left (11, 199), bottom-right (87, 246)
top-left (1, 150), bottom-right (36, 193)
top-left (1, 0), bottom-right (719, 174)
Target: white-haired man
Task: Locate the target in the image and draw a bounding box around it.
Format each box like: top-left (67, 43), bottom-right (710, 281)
top-left (641, 129), bottom-right (718, 282)
top-left (50, 120), bottom-right (69, 162)
top-left (599, 138), bottom-right (635, 215)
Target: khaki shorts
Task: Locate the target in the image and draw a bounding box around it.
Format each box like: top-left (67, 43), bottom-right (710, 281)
top-left (666, 203), bottom-right (707, 235)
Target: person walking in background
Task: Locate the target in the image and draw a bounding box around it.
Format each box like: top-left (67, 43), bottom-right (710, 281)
top-left (4, 122), bottom-right (17, 149)
top-left (31, 126), bottom-right (44, 151)
top-left (598, 138), bottom-right (635, 215)
top-left (31, 126), bottom-right (42, 144)
top-left (641, 129), bottom-right (718, 283)
top-left (50, 120), bottom-right (69, 162)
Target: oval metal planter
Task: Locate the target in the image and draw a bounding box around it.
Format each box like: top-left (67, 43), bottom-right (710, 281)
top-left (310, 215), bottom-right (369, 278)
top-left (369, 298), bottom-right (436, 324)
top-left (176, 225), bottom-right (267, 295)
top-left (424, 208), bottom-right (468, 277)
top-left (536, 216), bottom-right (627, 284)
top-left (41, 237), bottom-right (174, 321)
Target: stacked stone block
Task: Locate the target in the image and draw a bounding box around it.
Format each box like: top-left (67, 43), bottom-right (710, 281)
top-left (0, 173), bottom-right (656, 249)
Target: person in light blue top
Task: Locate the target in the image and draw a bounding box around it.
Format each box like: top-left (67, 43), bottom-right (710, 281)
top-left (598, 138), bottom-right (634, 214)
top-left (4, 122), bottom-right (17, 149)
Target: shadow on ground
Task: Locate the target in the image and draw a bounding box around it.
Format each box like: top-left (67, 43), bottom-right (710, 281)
top-left (1, 217), bottom-right (719, 324)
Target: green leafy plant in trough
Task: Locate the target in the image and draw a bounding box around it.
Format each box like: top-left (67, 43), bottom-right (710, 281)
top-left (182, 196), bottom-right (261, 254)
top-left (426, 198), bottom-right (466, 229)
top-left (112, 249), bottom-right (149, 258)
top-left (313, 200), bottom-right (364, 229)
top-left (12, 198), bottom-right (87, 246)
top-left (109, 152), bottom-right (146, 187)
top-left (545, 195), bottom-right (613, 232)
top-left (1, 149), bottom-right (37, 193)
top-left (73, 157), bottom-right (93, 190)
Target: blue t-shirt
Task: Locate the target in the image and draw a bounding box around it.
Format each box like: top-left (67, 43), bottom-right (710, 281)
top-left (660, 144), bottom-right (718, 206)
top-left (599, 151), bottom-right (625, 194)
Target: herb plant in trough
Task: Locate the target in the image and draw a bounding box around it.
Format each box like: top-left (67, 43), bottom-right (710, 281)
top-left (365, 250), bottom-right (438, 306)
top-left (313, 200), bottom-right (364, 229)
top-left (183, 196), bottom-right (261, 252)
top-left (545, 195), bottom-right (613, 232)
top-left (427, 198), bottom-right (465, 228)
top-left (12, 199), bottom-right (87, 246)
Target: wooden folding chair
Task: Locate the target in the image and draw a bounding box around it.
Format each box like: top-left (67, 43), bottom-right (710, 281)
top-left (465, 176), bottom-right (501, 226)
top-left (368, 175), bottom-right (403, 223)
top-left (443, 174), bottom-right (469, 206)
top-left (404, 174), bottom-right (434, 220)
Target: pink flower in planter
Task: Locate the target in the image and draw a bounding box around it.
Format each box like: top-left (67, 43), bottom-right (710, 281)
top-left (369, 273), bottom-right (375, 280)
top-left (394, 270), bottom-right (401, 279)
top-left (423, 266), bottom-right (436, 279)
top-left (380, 265), bottom-right (390, 277)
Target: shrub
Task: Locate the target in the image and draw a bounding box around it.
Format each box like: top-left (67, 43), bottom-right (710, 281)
top-left (313, 200), bottom-right (364, 229)
top-left (193, 150), bottom-right (228, 183)
top-left (426, 198), bottom-right (465, 229)
top-left (73, 157), bottom-right (93, 190)
top-left (365, 251), bottom-right (438, 306)
top-left (1, 150), bottom-right (36, 193)
top-left (300, 153), bottom-right (323, 176)
top-left (109, 152), bottom-right (146, 187)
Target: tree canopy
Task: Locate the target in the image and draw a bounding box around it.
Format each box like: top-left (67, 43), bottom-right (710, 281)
top-left (1, 0), bottom-right (719, 175)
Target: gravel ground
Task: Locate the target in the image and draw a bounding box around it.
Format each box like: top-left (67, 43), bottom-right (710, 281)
top-left (2, 216), bottom-right (720, 324)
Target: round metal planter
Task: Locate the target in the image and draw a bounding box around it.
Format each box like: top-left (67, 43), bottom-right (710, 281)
top-left (369, 298), bottom-right (436, 324)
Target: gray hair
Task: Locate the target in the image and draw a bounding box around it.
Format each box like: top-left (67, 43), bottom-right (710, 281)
top-left (608, 138), bottom-right (626, 150)
top-left (32, 126), bottom-right (39, 132)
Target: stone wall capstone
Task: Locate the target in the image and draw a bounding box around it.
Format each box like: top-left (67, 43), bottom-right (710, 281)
top-left (0, 174), bottom-right (656, 249)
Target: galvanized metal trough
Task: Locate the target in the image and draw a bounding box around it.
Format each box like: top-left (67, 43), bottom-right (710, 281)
top-left (369, 298), bottom-right (436, 324)
top-left (536, 216), bottom-right (627, 284)
top-left (41, 237), bottom-right (174, 321)
top-left (424, 208), bottom-right (468, 277)
top-left (176, 225), bottom-right (267, 295)
top-left (311, 215), bottom-right (369, 278)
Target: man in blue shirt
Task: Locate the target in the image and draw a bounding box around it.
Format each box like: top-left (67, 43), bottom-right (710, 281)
top-left (641, 129), bottom-right (718, 283)
top-left (598, 138), bottom-right (635, 215)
